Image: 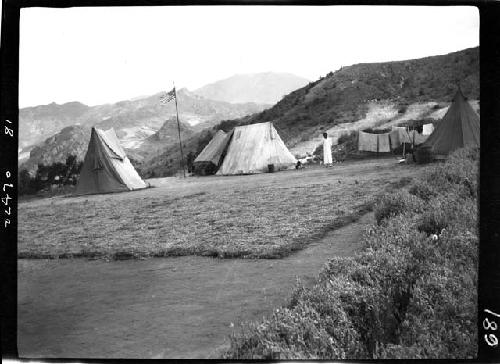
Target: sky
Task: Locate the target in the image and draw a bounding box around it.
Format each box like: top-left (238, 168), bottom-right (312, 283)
top-left (19, 6), bottom-right (479, 108)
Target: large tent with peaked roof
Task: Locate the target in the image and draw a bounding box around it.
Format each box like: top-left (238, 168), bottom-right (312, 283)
top-left (193, 130), bottom-right (232, 175)
top-left (420, 89), bottom-right (480, 157)
top-left (75, 127), bottom-right (147, 195)
top-left (216, 122), bottom-right (297, 175)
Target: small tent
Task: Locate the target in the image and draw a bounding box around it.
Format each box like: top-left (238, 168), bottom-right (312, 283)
top-left (216, 122), bottom-right (297, 175)
top-left (420, 89), bottom-right (480, 157)
top-left (193, 130), bottom-right (232, 175)
top-left (75, 127), bottom-right (147, 195)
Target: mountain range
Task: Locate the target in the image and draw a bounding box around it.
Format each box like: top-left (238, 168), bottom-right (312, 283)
top-left (193, 72), bottom-right (310, 104)
top-left (19, 88), bottom-right (267, 148)
top-left (18, 88), bottom-right (270, 172)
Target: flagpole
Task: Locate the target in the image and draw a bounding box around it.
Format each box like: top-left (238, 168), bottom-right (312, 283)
top-left (173, 83), bottom-right (186, 178)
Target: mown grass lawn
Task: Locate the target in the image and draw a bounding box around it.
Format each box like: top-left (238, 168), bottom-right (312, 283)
top-left (18, 158), bottom-right (422, 260)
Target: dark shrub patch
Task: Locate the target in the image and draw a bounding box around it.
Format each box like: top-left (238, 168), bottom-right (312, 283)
top-left (408, 180), bottom-right (437, 201)
top-left (374, 190), bottom-right (424, 224)
top-left (417, 209), bottom-right (448, 235)
top-left (337, 131), bottom-right (357, 145)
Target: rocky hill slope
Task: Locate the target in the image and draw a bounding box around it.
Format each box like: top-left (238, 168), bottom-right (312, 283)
top-left (19, 102), bottom-right (90, 149)
top-left (193, 72), bottom-right (309, 104)
top-left (20, 125), bottom-right (90, 173)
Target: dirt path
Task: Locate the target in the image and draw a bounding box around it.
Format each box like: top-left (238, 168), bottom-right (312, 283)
top-left (18, 212), bottom-right (373, 359)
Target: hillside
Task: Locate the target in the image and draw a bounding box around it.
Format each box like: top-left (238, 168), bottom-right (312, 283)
top-left (19, 89), bottom-right (267, 150)
top-left (19, 114), bottom-right (198, 173)
top-left (140, 47), bottom-right (479, 176)
top-left (193, 72), bottom-right (310, 104)
top-left (19, 102), bottom-right (90, 149)
top-left (240, 47), bottom-right (479, 147)
top-left (137, 117), bottom-right (197, 160)
top-left (19, 89), bottom-right (268, 172)
top-left (20, 125), bottom-right (90, 173)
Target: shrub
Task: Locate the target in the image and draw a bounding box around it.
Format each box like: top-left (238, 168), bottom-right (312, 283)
top-left (408, 180), bottom-right (438, 201)
top-left (362, 128), bottom-right (391, 134)
top-left (448, 145), bottom-right (480, 163)
top-left (337, 131), bottom-right (357, 145)
top-left (378, 229), bottom-right (478, 359)
top-left (422, 146), bottom-right (478, 199)
top-left (225, 299), bottom-right (363, 359)
top-left (374, 190), bottom-right (424, 224)
top-left (417, 207), bottom-right (449, 235)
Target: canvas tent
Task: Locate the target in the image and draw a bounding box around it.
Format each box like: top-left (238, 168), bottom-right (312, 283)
top-left (75, 127), bottom-right (147, 195)
top-left (420, 89), bottom-right (480, 156)
top-left (193, 130), bottom-right (232, 175)
top-left (216, 122), bottom-right (297, 175)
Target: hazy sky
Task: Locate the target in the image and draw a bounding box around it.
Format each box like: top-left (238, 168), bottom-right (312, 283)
top-left (19, 6), bottom-right (479, 107)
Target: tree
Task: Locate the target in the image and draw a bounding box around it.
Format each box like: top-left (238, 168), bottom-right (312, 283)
top-left (186, 151), bottom-right (196, 173)
top-left (65, 154), bottom-right (77, 169)
top-left (47, 162), bottom-right (66, 186)
top-left (18, 169), bottom-right (35, 195)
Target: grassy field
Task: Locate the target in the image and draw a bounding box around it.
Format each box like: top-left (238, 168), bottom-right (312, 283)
top-left (18, 158), bottom-right (422, 260)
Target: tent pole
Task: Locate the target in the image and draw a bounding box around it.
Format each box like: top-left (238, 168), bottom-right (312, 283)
top-left (173, 83), bottom-right (186, 178)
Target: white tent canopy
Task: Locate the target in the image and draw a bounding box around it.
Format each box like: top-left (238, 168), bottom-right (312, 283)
top-left (216, 122), bottom-right (297, 175)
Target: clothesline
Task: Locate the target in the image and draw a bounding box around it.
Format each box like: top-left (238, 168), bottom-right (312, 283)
top-left (358, 124), bottom-right (432, 153)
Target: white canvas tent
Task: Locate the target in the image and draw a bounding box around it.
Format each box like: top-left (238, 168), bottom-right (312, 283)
top-left (75, 127), bottom-right (147, 195)
top-left (216, 122), bottom-right (297, 175)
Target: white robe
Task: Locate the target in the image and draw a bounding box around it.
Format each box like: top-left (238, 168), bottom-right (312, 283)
top-left (323, 137), bottom-right (333, 164)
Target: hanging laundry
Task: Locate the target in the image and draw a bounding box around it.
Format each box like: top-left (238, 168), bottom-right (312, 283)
top-left (378, 133), bottom-right (391, 152)
top-left (358, 130), bottom-right (378, 152)
top-left (389, 129), bottom-right (401, 149)
top-left (422, 123), bottom-right (435, 135)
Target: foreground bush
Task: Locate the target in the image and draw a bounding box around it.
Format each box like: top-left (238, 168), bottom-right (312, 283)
top-left (421, 146), bottom-right (479, 199)
top-left (374, 190), bottom-right (424, 224)
top-left (225, 146), bottom-right (478, 359)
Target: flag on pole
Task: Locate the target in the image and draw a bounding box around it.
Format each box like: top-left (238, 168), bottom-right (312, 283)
top-left (160, 88), bottom-right (176, 105)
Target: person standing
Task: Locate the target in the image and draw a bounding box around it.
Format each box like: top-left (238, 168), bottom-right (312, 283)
top-left (322, 132), bottom-right (333, 167)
